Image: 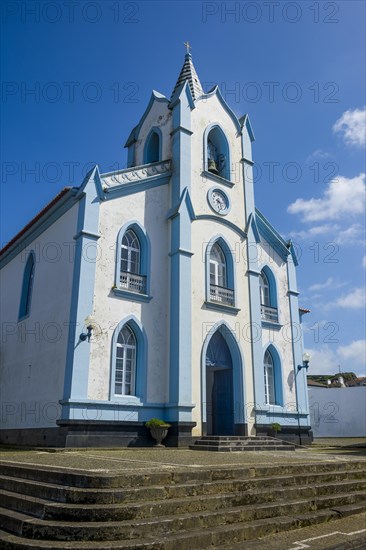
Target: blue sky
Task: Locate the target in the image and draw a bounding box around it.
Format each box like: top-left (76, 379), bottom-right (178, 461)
top-left (1, 0), bottom-right (365, 375)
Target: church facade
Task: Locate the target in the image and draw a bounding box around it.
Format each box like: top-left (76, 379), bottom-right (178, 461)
top-left (0, 54), bottom-right (311, 447)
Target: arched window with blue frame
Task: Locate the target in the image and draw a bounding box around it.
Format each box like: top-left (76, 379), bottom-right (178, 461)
top-left (204, 125), bottom-right (231, 181)
top-left (18, 252), bottom-right (35, 320)
top-left (144, 128), bottom-right (162, 164)
top-left (259, 266), bottom-right (278, 323)
top-left (206, 237), bottom-right (235, 307)
top-left (263, 346), bottom-right (283, 406)
top-left (115, 222), bottom-right (151, 299)
top-left (110, 316), bottom-right (147, 401)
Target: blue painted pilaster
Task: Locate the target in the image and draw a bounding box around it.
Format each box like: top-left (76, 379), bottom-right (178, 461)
top-left (287, 255), bottom-right (309, 426)
top-left (168, 83), bottom-right (195, 422)
top-left (61, 167), bottom-right (101, 414)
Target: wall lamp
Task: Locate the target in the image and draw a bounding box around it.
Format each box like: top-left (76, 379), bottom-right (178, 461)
top-left (80, 315), bottom-right (95, 343)
top-left (298, 352), bottom-right (311, 372)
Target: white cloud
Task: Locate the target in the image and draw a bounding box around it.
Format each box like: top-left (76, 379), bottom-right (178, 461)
top-left (306, 149), bottom-right (333, 162)
top-left (334, 223), bottom-right (365, 246)
top-left (305, 340), bottom-right (366, 376)
top-left (338, 340), bottom-right (366, 367)
top-left (308, 278), bottom-right (347, 292)
top-left (333, 107), bottom-right (366, 148)
top-left (363, 256), bottom-right (366, 269)
top-left (287, 173), bottom-right (365, 222)
top-left (334, 287), bottom-right (366, 309)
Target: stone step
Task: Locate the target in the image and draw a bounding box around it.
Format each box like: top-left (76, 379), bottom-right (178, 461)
top-left (1, 470), bottom-right (365, 506)
top-left (1, 460), bottom-right (364, 489)
top-left (1, 468), bottom-right (365, 505)
top-left (1, 492), bottom-right (366, 542)
top-left (190, 444), bottom-right (295, 451)
top-left (1, 504), bottom-right (366, 549)
top-left (1, 476), bottom-right (365, 523)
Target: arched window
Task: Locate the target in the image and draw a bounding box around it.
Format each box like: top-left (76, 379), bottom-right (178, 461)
top-left (263, 346), bottom-right (283, 407)
top-left (207, 239), bottom-right (235, 307)
top-left (264, 349), bottom-right (275, 405)
top-left (121, 229), bottom-right (140, 274)
top-left (259, 271), bottom-right (270, 306)
top-left (115, 324), bottom-right (136, 396)
top-left (210, 242), bottom-right (227, 288)
top-left (119, 228), bottom-right (147, 295)
top-left (205, 125), bottom-right (230, 181)
top-left (144, 129), bottom-right (161, 164)
top-left (259, 267), bottom-right (278, 323)
top-left (19, 252), bottom-right (35, 320)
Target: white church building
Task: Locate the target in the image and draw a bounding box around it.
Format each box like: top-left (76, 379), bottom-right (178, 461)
top-left (0, 53), bottom-right (311, 447)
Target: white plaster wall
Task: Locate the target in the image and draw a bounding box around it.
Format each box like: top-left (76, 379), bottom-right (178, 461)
top-left (134, 100), bottom-right (172, 166)
top-left (258, 241), bottom-right (296, 408)
top-left (0, 204), bottom-right (79, 429)
top-left (189, 96), bottom-right (256, 435)
top-left (88, 185), bottom-right (170, 404)
top-left (309, 387), bottom-right (366, 437)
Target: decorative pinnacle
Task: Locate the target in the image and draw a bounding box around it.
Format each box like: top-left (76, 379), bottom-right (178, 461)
top-left (184, 41), bottom-right (192, 54)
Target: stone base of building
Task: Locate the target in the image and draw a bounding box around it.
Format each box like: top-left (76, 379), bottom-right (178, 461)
top-left (0, 420), bottom-right (197, 448)
top-left (255, 424), bottom-right (313, 446)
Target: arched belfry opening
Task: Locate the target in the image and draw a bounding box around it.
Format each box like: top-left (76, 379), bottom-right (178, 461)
top-left (205, 330), bottom-right (234, 435)
top-left (145, 130), bottom-right (160, 164)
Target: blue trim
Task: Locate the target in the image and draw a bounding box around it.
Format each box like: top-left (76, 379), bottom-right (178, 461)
top-left (0, 189), bottom-right (78, 269)
top-left (195, 215), bottom-right (246, 239)
top-left (143, 127), bottom-right (163, 164)
top-left (203, 123), bottom-right (232, 181)
top-left (124, 90), bottom-right (169, 147)
top-left (201, 171), bottom-right (234, 189)
top-left (263, 343), bottom-right (284, 407)
top-left (204, 301), bottom-right (240, 315)
top-left (260, 265), bottom-right (279, 310)
top-left (112, 288), bottom-right (152, 303)
top-left (255, 209), bottom-right (290, 262)
top-left (18, 251), bottom-right (35, 321)
top-left (114, 221), bottom-right (151, 298)
top-left (62, 168), bottom-right (101, 405)
top-left (205, 235), bottom-right (237, 307)
top-left (245, 213), bottom-right (261, 244)
top-left (197, 87), bottom-right (242, 134)
top-left (207, 187), bottom-right (231, 216)
top-left (239, 114), bottom-right (255, 142)
top-left (287, 258), bottom-right (309, 425)
top-left (168, 82), bottom-right (194, 422)
top-left (109, 315), bottom-right (147, 402)
top-left (201, 321), bottom-right (246, 426)
top-left (104, 172), bottom-right (171, 199)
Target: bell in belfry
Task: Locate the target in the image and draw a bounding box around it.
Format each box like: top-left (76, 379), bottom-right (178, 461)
top-left (208, 158), bottom-right (219, 175)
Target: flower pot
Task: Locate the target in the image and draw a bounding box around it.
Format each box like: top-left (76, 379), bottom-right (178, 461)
top-left (149, 426), bottom-right (169, 447)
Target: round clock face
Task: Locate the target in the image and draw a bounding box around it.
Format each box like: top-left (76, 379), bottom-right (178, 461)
top-left (209, 189), bottom-right (229, 215)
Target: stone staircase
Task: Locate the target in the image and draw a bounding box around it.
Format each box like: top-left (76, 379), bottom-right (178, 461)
top-left (190, 436), bottom-right (296, 452)
top-left (0, 459), bottom-right (365, 549)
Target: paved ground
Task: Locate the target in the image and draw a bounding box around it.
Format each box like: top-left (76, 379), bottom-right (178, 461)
top-left (0, 438), bottom-right (365, 549)
top-left (0, 438), bottom-right (365, 473)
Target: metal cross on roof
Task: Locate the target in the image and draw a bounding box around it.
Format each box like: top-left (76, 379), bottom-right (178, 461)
top-left (184, 41), bottom-right (192, 54)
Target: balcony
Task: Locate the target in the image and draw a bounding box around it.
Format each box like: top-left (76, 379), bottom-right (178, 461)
top-left (210, 284), bottom-right (235, 307)
top-left (120, 272), bottom-right (147, 294)
top-left (261, 304), bottom-right (279, 323)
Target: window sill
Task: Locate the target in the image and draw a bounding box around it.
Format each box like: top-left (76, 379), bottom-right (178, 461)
top-left (110, 395), bottom-right (143, 406)
top-left (204, 301), bottom-right (240, 315)
top-left (261, 320), bottom-right (282, 330)
top-left (201, 171), bottom-right (234, 188)
top-left (112, 288), bottom-right (152, 303)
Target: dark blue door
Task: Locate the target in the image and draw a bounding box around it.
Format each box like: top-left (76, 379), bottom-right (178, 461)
top-left (212, 368), bottom-right (234, 435)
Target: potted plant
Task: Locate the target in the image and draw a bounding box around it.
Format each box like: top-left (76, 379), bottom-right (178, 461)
top-left (269, 422), bottom-right (282, 438)
top-left (145, 418), bottom-right (171, 447)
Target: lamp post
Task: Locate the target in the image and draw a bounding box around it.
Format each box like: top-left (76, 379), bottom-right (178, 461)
top-left (296, 352), bottom-right (311, 445)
